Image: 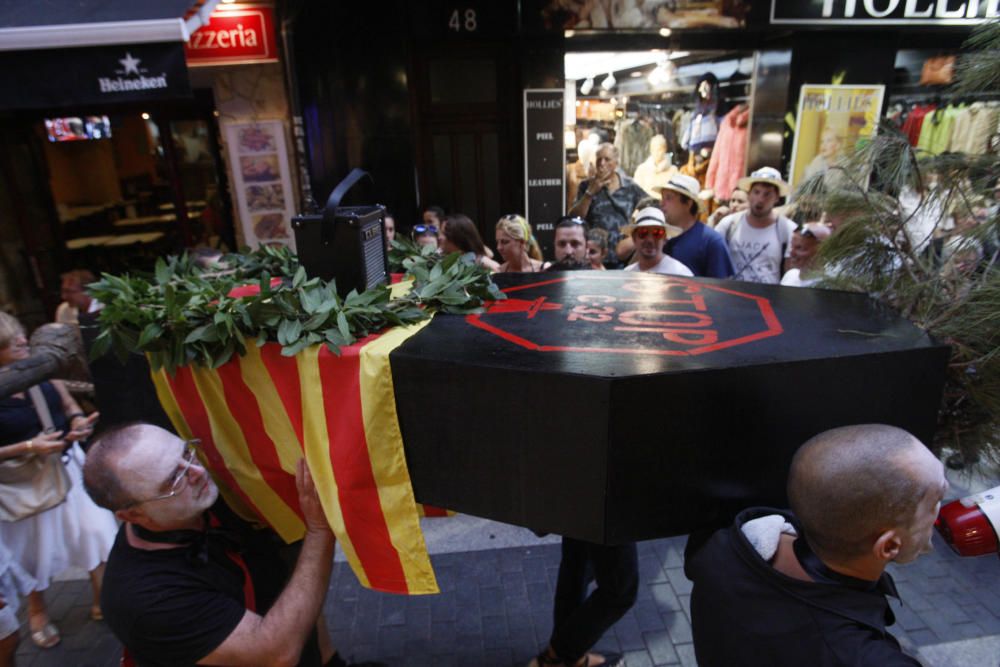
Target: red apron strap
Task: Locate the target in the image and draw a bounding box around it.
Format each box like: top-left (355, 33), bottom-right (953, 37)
top-left (207, 512), bottom-right (257, 612)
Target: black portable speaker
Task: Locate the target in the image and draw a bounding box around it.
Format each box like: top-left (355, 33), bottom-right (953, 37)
top-left (291, 168), bottom-right (389, 296)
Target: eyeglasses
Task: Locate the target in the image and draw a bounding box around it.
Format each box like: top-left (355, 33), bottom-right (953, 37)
top-left (413, 224), bottom-right (438, 235)
top-left (634, 227), bottom-right (665, 239)
top-left (123, 439), bottom-right (201, 509)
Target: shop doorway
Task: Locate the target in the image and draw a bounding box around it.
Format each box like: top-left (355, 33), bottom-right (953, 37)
top-left (565, 49), bottom-right (755, 215)
top-left (411, 43), bottom-right (515, 243)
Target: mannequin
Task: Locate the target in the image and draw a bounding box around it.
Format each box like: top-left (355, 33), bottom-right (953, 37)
top-left (682, 73), bottom-right (720, 161)
top-left (567, 139), bottom-right (597, 210)
top-left (633, 134), bottom-right (678, 195)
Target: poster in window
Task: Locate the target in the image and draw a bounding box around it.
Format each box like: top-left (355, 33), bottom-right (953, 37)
top-left (224, 120), bottom-right (296, 251)
top-left (788, 84), bottom-right (885, 191)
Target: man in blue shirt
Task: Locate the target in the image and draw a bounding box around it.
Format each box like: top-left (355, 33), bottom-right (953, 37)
top-left (654, 174), bottom-right (734, 278)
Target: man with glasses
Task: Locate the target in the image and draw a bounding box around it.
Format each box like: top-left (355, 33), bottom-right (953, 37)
top-left (623, 207), bottom-right (693, 276)
top-left (84, 422), bottom-right (362, 667)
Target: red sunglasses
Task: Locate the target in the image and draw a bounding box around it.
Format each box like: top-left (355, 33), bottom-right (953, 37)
top-left (634, 227), bottom-right (665, 240)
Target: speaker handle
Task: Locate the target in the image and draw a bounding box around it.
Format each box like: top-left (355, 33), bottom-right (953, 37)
top-left (324, 168), bottom-right (374, 218)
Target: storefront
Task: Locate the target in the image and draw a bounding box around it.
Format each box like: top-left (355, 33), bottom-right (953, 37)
top-left (0, 0), bottom-right (301, 322)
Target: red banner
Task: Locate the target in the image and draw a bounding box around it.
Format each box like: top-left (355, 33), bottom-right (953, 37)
top-left (185, 6), bottom-right (278, 67)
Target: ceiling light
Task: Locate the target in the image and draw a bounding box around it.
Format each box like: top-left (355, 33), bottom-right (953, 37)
top-left (565, 29), bottom-right (575, 38)
top-left (659, 28), bottom-right (671, 37)
top-left (141, 112), bottom-right (150, 120)
top-left (579, 77), bottom-right (594, 95)
top-left (669, 51), bottom-right (690, 60)
top-left (630, 71), bottom-right (643, 78)
top-left (600, 72), bottom-right (616, 91)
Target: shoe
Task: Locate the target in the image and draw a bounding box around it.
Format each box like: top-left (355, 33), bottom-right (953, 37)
top-left (29, 621), bottom-right (60, 648)
top-left (91, 605), bottom-right (104, 621)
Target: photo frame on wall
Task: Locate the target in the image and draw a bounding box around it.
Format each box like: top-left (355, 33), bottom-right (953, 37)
top-left (224, 120), bottom-right (297, 251)
top-left (788, 84), bottom-right (885, 191)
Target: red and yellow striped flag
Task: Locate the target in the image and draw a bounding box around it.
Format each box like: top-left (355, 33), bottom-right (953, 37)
top-left (149, 322), bottom-right (438, 595)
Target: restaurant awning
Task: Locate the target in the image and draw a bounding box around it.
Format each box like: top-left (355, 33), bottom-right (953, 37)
top-left (0, 0), bottom-right (220, 110)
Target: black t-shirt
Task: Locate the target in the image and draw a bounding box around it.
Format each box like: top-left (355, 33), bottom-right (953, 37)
top-left (102, 501), bottom-right (320, 667)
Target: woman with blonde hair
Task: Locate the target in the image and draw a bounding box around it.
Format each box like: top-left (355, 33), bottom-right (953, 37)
top-left (495, 214), bottom-right (547, 272)
top-left (0, 313), bottom-right (116, 649)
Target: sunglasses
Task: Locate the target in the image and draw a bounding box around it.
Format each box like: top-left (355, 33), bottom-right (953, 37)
top-left (557, 216), bottom-right (587, 226)
top-left (634, 227), bottom-right (665, 240)
top-left (413, 224), bottom-right (438, 235)
top-left (796, 225), bottom-right (820, 240)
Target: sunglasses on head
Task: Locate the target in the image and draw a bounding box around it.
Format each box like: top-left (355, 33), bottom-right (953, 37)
top-left (558, 216), bottom-right (587, 226)
top-left (796, 225), bottom-right (819, 240)
top-left (414, 224), bottom-right (438, 235)
top-left (634, 227), bottom-right (665, 239)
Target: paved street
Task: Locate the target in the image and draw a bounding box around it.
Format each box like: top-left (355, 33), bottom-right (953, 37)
top-left (13, 506), bottom-right (1000, 667)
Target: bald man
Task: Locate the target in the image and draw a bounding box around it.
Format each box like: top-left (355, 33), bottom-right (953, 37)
top-left (685, 425), bottom-right (948, 667)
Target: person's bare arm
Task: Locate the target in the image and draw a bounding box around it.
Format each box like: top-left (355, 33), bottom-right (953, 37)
top-left (0, 430), bottom-right (65, 461)
top-left (197, 460), bottom-right (335, 667)
top-left (568, 172), bottom-right (612, 218)
top-left (52, 380), bottom-right (98, 441)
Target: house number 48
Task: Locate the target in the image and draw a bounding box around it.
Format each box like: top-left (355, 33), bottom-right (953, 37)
top-left (448, 8), bottom-right (477, 32)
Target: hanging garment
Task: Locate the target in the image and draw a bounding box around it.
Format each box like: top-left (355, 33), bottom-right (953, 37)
top-left (705, 105), bottom-right (750, 200)
top-left (614, 119), bottom-right (655, 175)
top-left (917, 104), bottom-right (964, 155)
top-left (949, 102), bottom-right (1000, 155)
top-left (680, 151), bottom-right (710, 189)
top-left (901, 104), bottom-right (935, 147)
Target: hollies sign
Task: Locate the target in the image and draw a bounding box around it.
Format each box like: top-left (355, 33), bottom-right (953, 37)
top-left (185, 6), bottom-right (278, 66)
top-left (0, 42), bottom-right (190, 110)
top-left (772, 0), bottom-right (1000, 24)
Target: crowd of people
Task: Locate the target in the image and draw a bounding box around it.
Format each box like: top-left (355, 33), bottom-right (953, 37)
top-left (397, 143), bottom-right (996, 293)
top-left (0, 148), bottom-right (992, 667)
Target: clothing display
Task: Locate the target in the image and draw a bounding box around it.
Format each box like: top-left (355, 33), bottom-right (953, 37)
top-left (633, 154), bottom-right (678, 196)
top-left (917, 104), bottom-right (965, 155)
top-left (679, 151), bottom-right (710, 189)
top-left (686, 508), bottom-right (919, 666)
top-left (705, 104), bottom-right (750, 200)
top-left (624, 254), bottom-right (694, 276)
top-left (0, 381), bottom-right (116, 590)
top-left (716, 212), bottom-right (796, 284)
top-left (614, 118), bottom-right (656, 175)
top-left (103, 500), bottom-right (323, 667)
top-left (900, 104), bottom-right (935, 146)
top-left (893, 100), bottom-right (999, 154)
top-left (665, 222), bottom-right (734, 278)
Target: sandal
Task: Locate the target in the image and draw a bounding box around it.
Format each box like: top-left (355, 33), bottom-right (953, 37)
top-left (91, 605), bottom-right (104, 621)
top-left (29, 621), bottom-right (60, 648)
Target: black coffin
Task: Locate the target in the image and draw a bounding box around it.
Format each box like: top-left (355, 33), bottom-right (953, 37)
top-left (390, 272), bottom-right (950, 544)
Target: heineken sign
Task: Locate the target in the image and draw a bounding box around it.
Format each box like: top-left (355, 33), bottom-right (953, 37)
top-left (771, 0), bottom-right (1000, 24)
top-left (0, 42), bottom-right (190, 110)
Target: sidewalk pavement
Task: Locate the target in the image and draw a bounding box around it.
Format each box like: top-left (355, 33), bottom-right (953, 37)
top-left (14, 466), bottom-right (1000, 667)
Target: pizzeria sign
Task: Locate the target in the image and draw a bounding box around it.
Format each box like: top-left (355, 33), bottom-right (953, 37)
top-left (185, 5), bottom-right (278, 66)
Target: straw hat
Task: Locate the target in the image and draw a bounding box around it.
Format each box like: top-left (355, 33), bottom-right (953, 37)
top-left (737, 166), bottom-right (789, 197)
top-left (650, 174), bottom-right (704, 214)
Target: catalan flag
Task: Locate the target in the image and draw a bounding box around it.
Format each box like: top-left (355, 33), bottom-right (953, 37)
top-left (149, 322), bottom-right (438, 595)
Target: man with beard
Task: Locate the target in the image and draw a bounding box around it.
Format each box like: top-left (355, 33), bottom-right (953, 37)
top-left (685, 424), bottom-right (948, 666)
top-left (715, 167), bottom-right (797, 283)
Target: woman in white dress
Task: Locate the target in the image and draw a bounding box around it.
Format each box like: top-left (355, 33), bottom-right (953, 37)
top-left (0, 313), bottom-right (116, 649)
